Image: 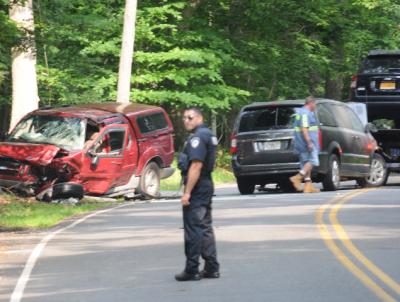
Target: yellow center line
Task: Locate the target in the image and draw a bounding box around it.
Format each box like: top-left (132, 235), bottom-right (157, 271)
top-left (330, 189), bottom-right (400, 296)
top-left (316, 190), bottom-right (398, 302)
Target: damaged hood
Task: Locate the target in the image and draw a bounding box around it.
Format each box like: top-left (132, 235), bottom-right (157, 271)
top-left (0, 143), bottom-right (61, 166)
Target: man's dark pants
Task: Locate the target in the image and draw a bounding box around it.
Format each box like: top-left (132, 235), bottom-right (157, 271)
top-left (183, 178), bottom-right (219, 274)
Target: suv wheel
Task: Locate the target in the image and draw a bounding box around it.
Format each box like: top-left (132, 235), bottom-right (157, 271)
top-left (322, 154), bottom-right (340, 191)
top-left (138, 162), bottom-right (161, 199)
top-left (357, 153), bottom-right (388, 188)
top-left (237, 178), bottom-right (255, 195)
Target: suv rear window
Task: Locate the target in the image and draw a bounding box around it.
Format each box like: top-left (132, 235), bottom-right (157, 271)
top-left (361, 56), bottom-right (400, 74)
top-left (238, 106), bottom-right (298, 133)
top-left (137, 112), bottom-right (168, 134)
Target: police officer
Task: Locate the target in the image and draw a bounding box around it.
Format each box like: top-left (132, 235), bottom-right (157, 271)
top-left (175, 107), bottom-right (220, 281)
top-left (290, 96), bottom-right (320, 193)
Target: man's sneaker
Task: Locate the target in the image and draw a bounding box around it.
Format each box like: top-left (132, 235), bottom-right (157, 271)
top-left (175, 271), bottom-right (202, 281)
top-left (200, 270), bottom-right (220, 279)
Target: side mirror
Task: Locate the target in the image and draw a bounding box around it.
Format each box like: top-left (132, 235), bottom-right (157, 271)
top-left (365, 123), bottom-right (378, 133)
top-left (87, 149), bottom-right (100, 168)
top-left (91, 155), bottom-right (99, 167)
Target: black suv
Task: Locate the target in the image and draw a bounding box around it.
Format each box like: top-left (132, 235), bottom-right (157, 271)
top-left (350, 50), bottom-right (400, 183)
top-left (350, 50), bottom-right (400, 103)
top-left (230, 99), bottom-right (379, 194)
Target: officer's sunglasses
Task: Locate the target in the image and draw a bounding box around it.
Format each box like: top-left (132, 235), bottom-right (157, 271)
top-left (182, 115), bottom-right (194, 121)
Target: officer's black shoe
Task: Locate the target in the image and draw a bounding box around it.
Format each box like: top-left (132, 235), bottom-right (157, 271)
top-left (200, 270), bottom-right (220, 279)
top-left (175, 271), bottom-right (202, 281)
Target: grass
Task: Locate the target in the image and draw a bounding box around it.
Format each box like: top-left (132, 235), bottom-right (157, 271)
top-left (0, 194), bottom-right (113, 230)
top-left (161, 152), bottom-right (236, 191)
top-left (0, 151), bottom-right (236, 229)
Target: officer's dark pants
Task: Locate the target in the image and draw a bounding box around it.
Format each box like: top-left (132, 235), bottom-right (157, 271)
top-left (183, 178), bottom-right (219, 274)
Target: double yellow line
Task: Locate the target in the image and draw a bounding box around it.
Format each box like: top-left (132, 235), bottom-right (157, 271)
top-left (316, 189), bottom-right (400, 302)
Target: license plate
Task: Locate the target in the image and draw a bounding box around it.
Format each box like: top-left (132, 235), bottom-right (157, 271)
top-left (254, 141), bottom-right (281, 152)
top-left (380, 82), bottom-right (396, 90)
top-left (390, 148), bottom-right (400, 157)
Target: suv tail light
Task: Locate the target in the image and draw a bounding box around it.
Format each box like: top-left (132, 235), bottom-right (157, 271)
top-left (318, 129), bottom-right (323, 150)
top-left (350, 75), bottom-right (358, 89)
top-left (230, 134), bottom-right (237, 154)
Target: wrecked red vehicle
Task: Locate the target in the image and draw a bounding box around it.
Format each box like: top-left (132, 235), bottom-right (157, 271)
top-left (0, 103), bottom-right (175, 200)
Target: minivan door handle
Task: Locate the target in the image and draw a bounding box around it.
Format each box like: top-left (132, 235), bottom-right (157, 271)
top-left (352, 135), bottom-right (361, 140)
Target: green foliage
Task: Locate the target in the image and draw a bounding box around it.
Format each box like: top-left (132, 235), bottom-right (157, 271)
top-left (33, 0), bottom-right (250, 111)
top-left (0, 0), bottom-right (21, 104)
top-left (1, 0), bottom-right (399, 138)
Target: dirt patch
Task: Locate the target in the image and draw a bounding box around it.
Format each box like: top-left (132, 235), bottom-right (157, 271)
top-left (0, 196), bottom-right (9, 205)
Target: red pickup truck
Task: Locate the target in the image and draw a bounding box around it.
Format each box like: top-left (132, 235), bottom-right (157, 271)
top-left (0, 103), bottom-right (175, 200)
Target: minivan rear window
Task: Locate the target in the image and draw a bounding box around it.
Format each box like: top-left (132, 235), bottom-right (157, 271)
top-left (361, 56), bottom-right (400, 74)
top-left (238, 106), bottom-right (298, 133)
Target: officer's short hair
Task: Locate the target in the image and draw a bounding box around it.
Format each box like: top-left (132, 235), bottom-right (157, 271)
top-left (184, 107), bottom-right (203, 118)
top-left (305, 96), bottom-right (316, 104)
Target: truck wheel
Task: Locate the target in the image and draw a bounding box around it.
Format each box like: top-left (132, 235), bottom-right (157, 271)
top-left (357, 153), bottom-right (388, 188)
top-left (138, 162), bottom-right (161, 199)
top-left (322, 154), bottom-right (340, 191)
top-left (52, 183), bottom-right (84, 200)
top-left (237, 178), bottom-right (255, 195)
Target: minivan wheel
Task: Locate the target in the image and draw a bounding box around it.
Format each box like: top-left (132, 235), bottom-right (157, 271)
top-left (237, 178), bottom-right (255, 195)
top-left (138, 162), bottom-right (161, 199)
top-left (357, 153), bottom-right (388, 188)
top-left (322, 154), bottom-right (340, 191)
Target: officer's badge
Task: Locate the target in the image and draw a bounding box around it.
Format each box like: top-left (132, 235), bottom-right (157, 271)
top-left (212, 136), bottom-right (218, 146)
top-left (191, 137), bottom-right (200, 148)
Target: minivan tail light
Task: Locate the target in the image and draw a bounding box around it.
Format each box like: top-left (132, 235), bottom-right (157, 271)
top-left (230, 135), bottom-right (237, 155)
top-left (350, 75), bottom-right (358, 89)
top-left (318, 129), bottom-right (323, 150)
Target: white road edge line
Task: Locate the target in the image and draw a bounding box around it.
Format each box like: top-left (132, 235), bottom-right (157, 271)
top-left (9, 203), bottom-right (132, 302)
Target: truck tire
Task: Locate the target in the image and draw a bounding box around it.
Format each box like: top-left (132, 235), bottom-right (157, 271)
top-left (52, 183), bottom-right (84, 200)
top-left (322, 154), bottom-right (340, 191)
top-left (137, 162), bottom-right (161, 199)
top-left (237, 178), bottom-right (255, 195)
top-left (357, 153), bottom-right (389, 188)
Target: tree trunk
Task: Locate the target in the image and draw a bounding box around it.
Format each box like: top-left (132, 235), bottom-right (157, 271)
top-left (117, 0), bottom-right (138, 104)
top-left (9, 0), bottom-right (39, 131)
top-left (325, 74), bottom-right (343, 101)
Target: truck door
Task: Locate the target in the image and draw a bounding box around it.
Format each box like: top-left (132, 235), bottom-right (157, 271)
top-left (80, 124), bottom-right (134, 195)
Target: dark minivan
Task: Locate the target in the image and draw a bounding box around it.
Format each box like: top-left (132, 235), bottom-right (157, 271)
top-left (231, 99), bottom-right (379, 194)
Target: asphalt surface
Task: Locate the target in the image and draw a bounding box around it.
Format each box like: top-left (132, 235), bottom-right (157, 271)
top-left (1, 178), bottom-right (399, 302)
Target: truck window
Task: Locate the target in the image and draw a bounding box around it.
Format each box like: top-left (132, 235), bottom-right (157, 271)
top-left (94, 130), bottom-right (125, 155)
top-left (137, 112), bottom-right (168, 134)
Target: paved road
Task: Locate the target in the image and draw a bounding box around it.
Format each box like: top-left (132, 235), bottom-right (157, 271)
top-left (1, 178), bottom-right (400, 302)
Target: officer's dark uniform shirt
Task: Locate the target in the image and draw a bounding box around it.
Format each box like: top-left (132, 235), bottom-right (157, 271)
top-left (178, 124), bottom-right (218, 179)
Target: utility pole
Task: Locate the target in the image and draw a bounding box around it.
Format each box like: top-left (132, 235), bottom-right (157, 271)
top-left (117, 0), bottom-right (138, 104)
